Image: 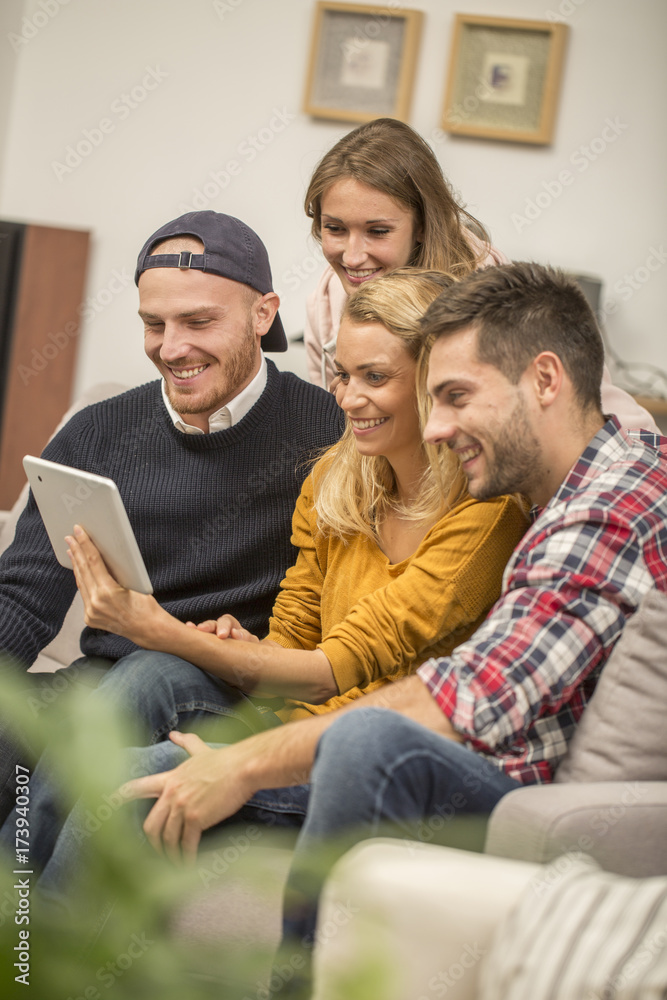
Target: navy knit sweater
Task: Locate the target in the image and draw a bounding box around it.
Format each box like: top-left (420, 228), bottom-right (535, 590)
top-left (0, 362), bottom-right (343, 667)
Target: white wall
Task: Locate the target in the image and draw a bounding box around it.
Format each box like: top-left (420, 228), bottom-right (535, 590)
top-left (0, 0), bottom-right (24, 190)
top-left (1, 0), bottom-right (665, 399)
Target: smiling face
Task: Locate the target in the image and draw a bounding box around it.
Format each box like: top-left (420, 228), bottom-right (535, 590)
top-left (334, 318), bottom-right (422, 469)
top-left (139, 267), bottom-right (263, 431)
top-left (424, 326), bottom-right (544, 502)
top-left (320, 178), bottom-right (421, 295)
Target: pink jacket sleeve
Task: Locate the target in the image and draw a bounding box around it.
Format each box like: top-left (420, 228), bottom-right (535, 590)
top-left (304, 266), bottom-right (347, 388)
top-left (463, 227), bottom-right (510, 268)
top-left (600, 366), bottom-right (659, 432)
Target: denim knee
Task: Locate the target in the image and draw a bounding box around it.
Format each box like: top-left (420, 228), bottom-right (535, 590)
top-left (95, 651), bottom-right (203, 701)
top-left (313, 707), bottom-right (406, 786)
top-left (316, 705), bottom-right (521, 822)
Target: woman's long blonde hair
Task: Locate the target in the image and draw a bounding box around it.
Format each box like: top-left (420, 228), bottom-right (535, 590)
top-left (314, 269), bottom-right (468, 542)
top-left (304, 118), bottom-right (490, 276)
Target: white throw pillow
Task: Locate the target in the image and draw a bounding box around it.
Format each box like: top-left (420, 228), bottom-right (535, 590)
top-left (479, 853), bottom-right (667, 1000)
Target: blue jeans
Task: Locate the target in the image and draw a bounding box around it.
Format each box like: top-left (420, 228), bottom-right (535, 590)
top-left (1, 650), bottom-right (285, 870)
top-left (37, 740), bottom-right (310, 904)
top-left (91, 649), bottom-right (285, 743)
top-left (14, 688), bottom-right (523, 994)
top-left (42, 707), bottom-right (521, 948)
top-left (274, 707), bottom-right (523, 997)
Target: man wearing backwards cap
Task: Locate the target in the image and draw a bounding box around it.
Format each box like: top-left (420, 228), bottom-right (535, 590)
top-left (0, 211), bottom-right (342, 817)
top-left (135, 211), bottom-right (291, 428)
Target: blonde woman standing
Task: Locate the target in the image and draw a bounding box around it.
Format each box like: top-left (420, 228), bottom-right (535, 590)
top-left (304, 118), bottom-right (505, 388)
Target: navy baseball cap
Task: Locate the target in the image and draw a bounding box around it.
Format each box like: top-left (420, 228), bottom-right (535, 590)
top-left (135, 211), bottom-right (287, 352)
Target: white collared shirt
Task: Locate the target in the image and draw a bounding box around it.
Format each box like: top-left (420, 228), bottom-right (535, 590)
top-left (161, 354), bottom-right (268, 434)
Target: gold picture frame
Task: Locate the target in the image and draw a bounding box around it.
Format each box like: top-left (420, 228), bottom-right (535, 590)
top-left (441, 14), bottom-right (569, 145)
top-left (303, 2), bottom-right (423, 124)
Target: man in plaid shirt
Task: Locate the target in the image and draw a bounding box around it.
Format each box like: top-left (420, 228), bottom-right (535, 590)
top-left (417, 405), bottom-right (667, 786)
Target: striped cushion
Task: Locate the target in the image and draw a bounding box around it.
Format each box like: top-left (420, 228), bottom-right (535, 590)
top-left (479, 853), bottom-right (667, 999)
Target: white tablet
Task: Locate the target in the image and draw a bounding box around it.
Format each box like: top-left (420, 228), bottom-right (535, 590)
top-left (23, 455), bottom-right (153, 595)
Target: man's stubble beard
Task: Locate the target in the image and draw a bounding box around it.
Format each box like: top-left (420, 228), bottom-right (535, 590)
top-left (165, 318), bottom-right (258, 416)
top-left (470, 393), bottom-right (544, 501)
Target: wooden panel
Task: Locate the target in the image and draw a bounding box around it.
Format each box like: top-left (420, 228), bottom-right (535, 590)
top-left (0, 224), bottom-right (90, 508)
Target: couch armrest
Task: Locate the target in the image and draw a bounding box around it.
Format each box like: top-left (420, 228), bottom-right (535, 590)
top-left (485, 781), bottom-right (667, 877)
top-left (313, 840), bottom-right (540, 1000)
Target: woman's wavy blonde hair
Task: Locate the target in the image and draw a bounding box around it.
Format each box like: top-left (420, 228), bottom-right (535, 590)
top-left (314, 268), bottom-right (468, 542)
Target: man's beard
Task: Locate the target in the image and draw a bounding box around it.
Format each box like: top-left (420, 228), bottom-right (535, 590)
top-left (470, 394), bottom-right (543, 501)
top-left (166, 318), bottom-right (258, 416)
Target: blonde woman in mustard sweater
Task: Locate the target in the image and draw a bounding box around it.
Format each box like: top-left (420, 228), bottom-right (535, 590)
top-left (68, 270), bottom-right (529, 725)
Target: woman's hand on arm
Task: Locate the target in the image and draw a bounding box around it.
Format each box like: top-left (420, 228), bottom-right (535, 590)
top-left (185, 614), bottom-right (261, 643)
top-left (186, 614), bottom-right (284, 648)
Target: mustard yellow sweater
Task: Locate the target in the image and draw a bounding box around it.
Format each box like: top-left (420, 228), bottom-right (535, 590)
top-left (269, 473), bottom-right (528, 721)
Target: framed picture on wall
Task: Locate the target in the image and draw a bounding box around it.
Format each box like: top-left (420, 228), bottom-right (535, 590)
top-left (303, 2), bottom-right (423, 124)
top-left (441, 15), bottom-right (569, 145)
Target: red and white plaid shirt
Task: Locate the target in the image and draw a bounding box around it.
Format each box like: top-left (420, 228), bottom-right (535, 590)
top-left (418, 416), bottom-right (667, 784)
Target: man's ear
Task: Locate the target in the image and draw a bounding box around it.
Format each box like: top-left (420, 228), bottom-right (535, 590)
top-left (254, 292), bottom-right (280, 337)
top-left (526, 351), bottom-right (564, 409)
